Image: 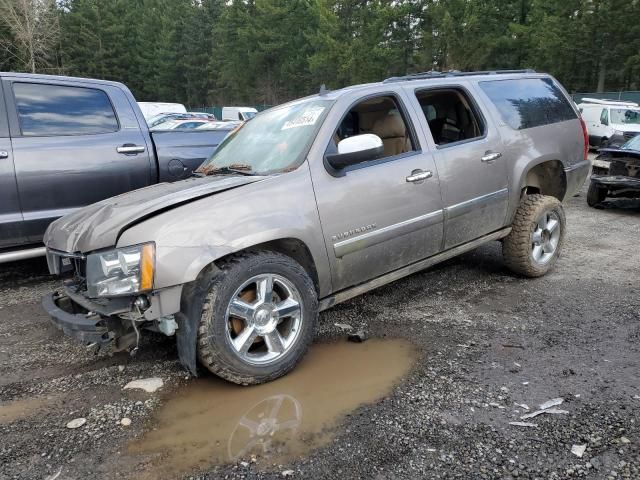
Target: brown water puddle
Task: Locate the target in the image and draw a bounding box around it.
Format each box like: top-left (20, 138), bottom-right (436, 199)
top-left (129, 338), bottom-right (416, 478)
top-left (0, 395), bottom-right (54, 424)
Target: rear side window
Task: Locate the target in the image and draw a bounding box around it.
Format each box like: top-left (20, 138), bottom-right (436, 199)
top-left (13, 83), bottom-right (119, 136)
top-left (479, 78), bottom-right (576, 130)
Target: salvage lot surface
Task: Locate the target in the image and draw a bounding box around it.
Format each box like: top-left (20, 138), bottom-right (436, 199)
top-left (1, 185), bottom-right (639, 480)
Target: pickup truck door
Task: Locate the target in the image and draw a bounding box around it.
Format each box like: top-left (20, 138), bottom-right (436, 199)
top-left (0, 80), bottom-right (25, 248)
top-left (3, 78), bottom-right (154, 244)
top-left (308, 90), bottom-right (444, 292)
top-left (407, 84), bottom-right (509, 249)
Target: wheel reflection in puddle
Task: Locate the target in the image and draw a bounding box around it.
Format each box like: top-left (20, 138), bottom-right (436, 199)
top-left (228, 394), bottom-right (302, 460)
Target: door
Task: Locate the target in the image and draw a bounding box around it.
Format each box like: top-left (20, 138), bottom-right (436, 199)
top-left (409, 85), bottom-right (508, 249)
top-left (5, 79), bottom-right (154, 243)
top-left (309, 92), bottom-right (444, 291)
top-left (0, 80), bottom-right (25, 248)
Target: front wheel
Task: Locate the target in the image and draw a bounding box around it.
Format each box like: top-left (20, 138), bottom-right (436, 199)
top-left (502, 194), bottom-right (566, 278)
top-left (196, 251), bottom-right (318, 385)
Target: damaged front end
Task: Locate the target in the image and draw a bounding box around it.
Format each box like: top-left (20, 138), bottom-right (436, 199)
top-left (43, 247), bottom-right (180, 357)
top-left (591, 151), bottom-right (640, 198)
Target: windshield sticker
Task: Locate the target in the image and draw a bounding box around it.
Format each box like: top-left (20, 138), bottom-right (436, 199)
top-left (281, 106), bottom-right (325, 130)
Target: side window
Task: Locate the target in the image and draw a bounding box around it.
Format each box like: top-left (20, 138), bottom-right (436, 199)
top-left (415, 88), bottom-right (485, 146)
top-left (600, 109), bottom-right (609, 125)
top-left (13, 83), bottom-right (119, 136)
top-left (238, 112), bottom-right (243, 121)
top-left (479, 78), bottom-right (576, 130)
top-left (332, 95), bottom-right (415, 160)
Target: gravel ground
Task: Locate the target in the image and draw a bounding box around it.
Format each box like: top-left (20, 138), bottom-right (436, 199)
top-left (1, 184), bottom-right (639, 480)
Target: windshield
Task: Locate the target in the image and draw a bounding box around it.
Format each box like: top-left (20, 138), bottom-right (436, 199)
top-left (198, 99), bottom-right (333, 175)
top-left (610, 108), bottom-right (640, 125)
top-left (622, 134), bottom-right (640, 151)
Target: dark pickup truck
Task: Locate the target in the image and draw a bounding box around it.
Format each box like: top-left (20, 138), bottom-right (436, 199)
top-left (0, 72), bottom-right (233, 262)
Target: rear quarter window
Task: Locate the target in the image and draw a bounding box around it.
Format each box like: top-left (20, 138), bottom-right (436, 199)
top-left (479, 78), bottom-right (576, 130)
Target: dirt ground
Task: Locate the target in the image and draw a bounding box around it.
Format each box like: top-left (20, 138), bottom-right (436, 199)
top-left (1, 184), bottom-right (639, 480)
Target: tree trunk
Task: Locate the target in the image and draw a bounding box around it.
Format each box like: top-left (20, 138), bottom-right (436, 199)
top-left (597, 57), bottom-right (606, 92)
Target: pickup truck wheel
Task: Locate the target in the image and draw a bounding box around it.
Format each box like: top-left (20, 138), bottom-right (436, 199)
top-left (196, 251), bottom-right (317, 385)
top-left (502, 194), bottom-right (566, 278)
top-left (587, 181), bottom-right (607, 207)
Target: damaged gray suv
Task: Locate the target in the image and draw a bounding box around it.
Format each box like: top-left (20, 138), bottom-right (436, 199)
top-left (44, 70), bottom-right (590, 384)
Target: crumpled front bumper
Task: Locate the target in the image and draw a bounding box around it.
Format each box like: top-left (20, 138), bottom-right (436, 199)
top-left (42, 291), bottom-right (132, 347)
top-left (591, 175), bottom-right (640, 190)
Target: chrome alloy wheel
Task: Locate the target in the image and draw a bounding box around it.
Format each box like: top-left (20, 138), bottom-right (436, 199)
top-left (225, 274), bottom-right (303, 365)
top-left (531, 209), bottom-right (561, 265)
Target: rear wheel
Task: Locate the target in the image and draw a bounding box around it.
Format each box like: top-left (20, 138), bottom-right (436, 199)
top-left (503, 194), bottom-right (566, 278)
top-left (196, 251), bottom-right (317, 385)
top-left (587, 181), bottom-right (607, 207)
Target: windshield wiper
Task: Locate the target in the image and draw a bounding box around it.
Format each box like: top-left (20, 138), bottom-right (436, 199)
top-left (198, 163), bottom-right (256, 176)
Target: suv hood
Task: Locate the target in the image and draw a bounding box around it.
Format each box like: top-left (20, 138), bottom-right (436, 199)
top-left (44, 175), bottom-right (264, 253)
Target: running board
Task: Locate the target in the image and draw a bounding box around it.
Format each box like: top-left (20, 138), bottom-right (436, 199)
top-left (318, 227), bottom-right (511, 311)
top-left (0, 246), bottom-right (47, 264)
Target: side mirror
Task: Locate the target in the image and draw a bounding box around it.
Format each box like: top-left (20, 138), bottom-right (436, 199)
top-left (325, 134), bottom-right (384, 171)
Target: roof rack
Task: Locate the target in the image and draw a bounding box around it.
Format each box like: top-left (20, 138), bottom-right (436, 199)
top-left (579, 97), bottom-right (639, 107)
top-left (383, 69), bottom-right (537, 83)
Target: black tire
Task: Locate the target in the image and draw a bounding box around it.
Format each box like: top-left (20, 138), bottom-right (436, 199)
top-left (503, 194), bottom-right (566, 278)
top-left (196, 251), bottom-right (317, 385)
top-left (587, 181), bottom-right (607, 207)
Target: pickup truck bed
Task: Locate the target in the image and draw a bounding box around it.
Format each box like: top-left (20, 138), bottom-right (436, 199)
top-left (0, 72), bottom-right (233, 261)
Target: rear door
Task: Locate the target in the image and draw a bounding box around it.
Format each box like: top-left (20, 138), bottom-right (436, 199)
top-left (408, 83), bottom-right (508, 249)
top-left (0, 79), bottom-right (25, 248)
top-left (4, 78), bottom-right (154, 243)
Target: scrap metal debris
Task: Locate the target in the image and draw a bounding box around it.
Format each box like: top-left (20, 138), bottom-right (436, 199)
top-left (521, 407), bottom-right (569, 420)
top-left (123, 377), bottom-right (163, 393)
top-left (539, 397), bottom-right (564, 410)
top-left (65, 417), bottom-right (86, 429)
top-left (571, 444), bottom-right (587, 458)
top-left (509, 421), bottom-right (538, 428)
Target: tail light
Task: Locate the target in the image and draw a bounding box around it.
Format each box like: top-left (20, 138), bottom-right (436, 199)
top-left (579, 118), bottom-right (589, 160)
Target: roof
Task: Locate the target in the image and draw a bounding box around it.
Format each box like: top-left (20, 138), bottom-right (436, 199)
top-left (0, 71), bottom-right (125, 88)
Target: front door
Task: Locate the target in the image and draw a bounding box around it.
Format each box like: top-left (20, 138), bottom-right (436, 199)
top-left (408, 85), bottom-right (509, 249)
top-left (5, 79), bottom-right (153, 243)
top-left (0, 81), bottom-right (24, 248)
top-left (309, 91), bottom-right (444, 292)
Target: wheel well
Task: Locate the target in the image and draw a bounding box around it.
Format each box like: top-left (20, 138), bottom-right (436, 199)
top-left (522, 160), bottom-right (567, 200)
top-left (215, 238), bottom-right (320, 294)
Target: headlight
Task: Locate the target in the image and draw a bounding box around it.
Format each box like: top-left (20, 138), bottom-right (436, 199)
top-left (86, 243), bottom-right (155, 297)
top-left (613, 130), bottom-right (624, 137)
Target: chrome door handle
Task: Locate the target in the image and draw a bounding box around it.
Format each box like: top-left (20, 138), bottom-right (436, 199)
top-left (406, 170), bottom-right (433, 183)
top-left (117, 145), bottom-right (146, 155)
top-left (481, 152), bottom-right (502, 163)
top-left (0, 151), bottom-right (8, 159)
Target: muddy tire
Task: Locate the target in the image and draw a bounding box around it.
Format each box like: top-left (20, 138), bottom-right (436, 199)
top-left (587, 181), bottom-right (607, 207)
top-left (196, 251), bottom-right (317, 385)
top-left (502, 194), bottom-right (566, 278)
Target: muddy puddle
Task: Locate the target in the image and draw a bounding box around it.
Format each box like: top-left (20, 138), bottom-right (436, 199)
top-left (0, 395), bottom-right (54, 424)
top-left (129, 338), bottom-right (416, 478)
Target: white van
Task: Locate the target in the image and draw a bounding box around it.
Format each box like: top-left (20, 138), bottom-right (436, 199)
top-left (221, 106), bottom-right (258, 122)
top-left (137, 102), bottom-right (187, 120)
top-left (578, 98), bottom-right (640, 148)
